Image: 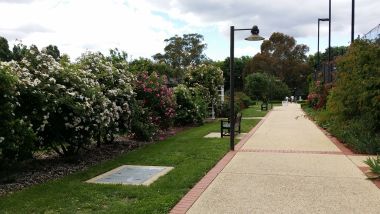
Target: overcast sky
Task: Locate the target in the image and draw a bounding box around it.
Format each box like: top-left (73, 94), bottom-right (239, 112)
top-left (0, 0), bottom-right (378, 61)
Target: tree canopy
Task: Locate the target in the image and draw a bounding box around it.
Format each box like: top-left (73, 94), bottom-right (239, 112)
top-left (245, 32), bottom-right (311, 95)
top-left (43, 45), bottom-right (61, 61)
top-left (215, 56), bottom-right (251, 91)
top-left (153, 33), bottom-right (207, 69)
top-left (244, 73), bottom-right (290, 101)
top-left (0, 36), bottom-right (12, 62)
top-left (307, 46), bottom-right (348, 70)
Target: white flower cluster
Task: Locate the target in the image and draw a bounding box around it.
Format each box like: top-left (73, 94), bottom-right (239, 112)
top-left (1, 49), bottom-right (135, 155)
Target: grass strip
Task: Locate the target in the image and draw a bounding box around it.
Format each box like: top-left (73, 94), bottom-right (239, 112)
top-left (0, 107), bottom-right (264, 213)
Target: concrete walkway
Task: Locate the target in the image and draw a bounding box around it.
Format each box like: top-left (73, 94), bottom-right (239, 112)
top-left (185, 104), bottom-right (380, 213)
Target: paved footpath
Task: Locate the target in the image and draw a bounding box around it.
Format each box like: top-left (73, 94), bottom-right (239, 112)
top-left (175, 104), bottom-right (380, 214)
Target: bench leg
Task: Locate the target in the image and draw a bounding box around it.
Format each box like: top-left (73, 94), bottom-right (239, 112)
top-left (221, 121), bottom-right (223, 138)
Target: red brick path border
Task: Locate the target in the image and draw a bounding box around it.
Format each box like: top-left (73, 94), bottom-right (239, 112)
top-left (358, 167), bottom-right (380, 189)
top-left (301, 110), bottom-right (354, 156)
top-left (169, 111), bottom-right (272, 214)
top-left (171, 108), bottom-right (380, 213)
top-left (303, 109), bottom-right (380, 189)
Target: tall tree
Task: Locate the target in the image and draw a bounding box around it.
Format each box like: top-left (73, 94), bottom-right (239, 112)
top-left (153, 33), bottom-right (207, 70)
top-left (320, 46), bottom-right (348, 63)
top-left (0, 36), bottom-right (12, 61)
top-left (12, 42), bottom-right (28, 61)
top-left (215, 56), bottom-right (251, 91)
top-left (44, 45), bottom-right (61, 61)
top-left (129, 57), bottom-right (175, 78)
top-left (245, 32), bottom-right (311, 95)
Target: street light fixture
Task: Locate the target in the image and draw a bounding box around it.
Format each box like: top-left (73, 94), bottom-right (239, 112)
top-left (229, 25), bottom-right (264, 151)
top-left (317, 18), bottom-right (329, 81)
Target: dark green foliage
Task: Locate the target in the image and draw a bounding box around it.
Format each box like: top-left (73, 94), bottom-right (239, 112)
top-left (11, 43), bottom-right (28, 61)
top-left (43, 45), bottom-right (60, 61)
top-left (245, 32), bottom-right (311, 95)
top-left (129, 57), bottom-right (176, 80)
top-left (326, 40), bottom-right (380, 154)
top-left (304, 41), bottom-right (380, 154)
top-left (0, 36), bottom-right (12, 62)
top-left (218, 92), bottom-right (252, 118)
top-left (130, 99), bottom-right (159, 141)
top-left (215, 56), bottom-right (251, 91)
top-left (244, 73), bottom-right (290, 101)
top-left (307, 46), bottom-right (348, 70)
top-left (174, 84), bottom-right (208, 125)
top-left (153, 33), bottom-right (207, 69)
top-left (364, 156), bottom-right (380, 175)
top-left (0, 64), bottom-right (36, 163)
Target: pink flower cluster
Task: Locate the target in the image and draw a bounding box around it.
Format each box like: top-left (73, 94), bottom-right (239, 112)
top-left (136, 72), bottom-right (176, 129)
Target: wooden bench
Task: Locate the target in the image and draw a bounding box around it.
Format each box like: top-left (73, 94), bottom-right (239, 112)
top-left (221, 113), bottom-right (242, 138)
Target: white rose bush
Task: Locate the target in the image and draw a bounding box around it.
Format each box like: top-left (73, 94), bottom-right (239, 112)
top-left (0, 62), bottom-right (35, 162)
top-left (0, 46), bottom-right (135, 161)
top-left (76, 51), bottom-right (134, 145)
top-left (0, 44), bottom-right (223, 164)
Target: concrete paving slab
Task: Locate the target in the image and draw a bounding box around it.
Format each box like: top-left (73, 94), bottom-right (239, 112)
top-left (180, 103), bottom-right (380, 214)
top-left (222, 152), bottom-right (365, 178)
top-left (241, 105), bottom-right (340, 152)
top-left (86, 165), bottom-right (173, 186)
top-left (187, 173), bottom-right (380, 214)
top-left (242, 132), bottom-right (340, 151)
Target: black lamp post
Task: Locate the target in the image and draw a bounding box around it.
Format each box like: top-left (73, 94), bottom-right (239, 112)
top-left (328, 0), bottom-right (332, 83)
top-left (317, 18), bottom-right (329, 81)
top-left (229, 25), bottom-right (264, 151)
top-left (351, 0), bottom-right (355, 43)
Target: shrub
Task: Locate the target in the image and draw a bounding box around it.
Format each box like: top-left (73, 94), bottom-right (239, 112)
top-left (235, 92), bottom-right (253, 108)
top-left (218, 95), bottom-right (242, 118)
top-left (184, 64), bottom-right (223, 107)
top-left (307, 80), bottom-right (330, 110)
top-left (129, 99), bottom-right (158, 142)
top-left (174, 84), bottom-right (208, 125)
top-left (77, 52), bottom-right (134, 143)
top-left (132, 72), bottom-right (176, 141)
top-left (327, 40), bottom-right (380, 154)
top-left (364, 156), bottom-right (380, 175)
top-left (10, 50), bottom-right (120, 156)
top-left (0, 63), bottom-right (35, 162)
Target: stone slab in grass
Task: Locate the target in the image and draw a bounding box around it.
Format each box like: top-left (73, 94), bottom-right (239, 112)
top-left (86, 165), bottom-right (174, 186)
top-left (204, 132), bottom-right (247, 139)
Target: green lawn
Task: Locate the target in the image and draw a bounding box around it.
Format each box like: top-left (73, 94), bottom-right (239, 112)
top-left (241, 103), bottom-right (268, 117)
top-left (0, 108), bottom-right (264, 213)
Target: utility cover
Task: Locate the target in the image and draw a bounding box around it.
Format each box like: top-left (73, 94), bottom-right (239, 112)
top-left (86, 165), bottom-right (174, 186)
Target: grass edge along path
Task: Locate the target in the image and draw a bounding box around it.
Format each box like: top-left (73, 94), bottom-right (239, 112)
top-left (0, 106), bottom-right (266, 213)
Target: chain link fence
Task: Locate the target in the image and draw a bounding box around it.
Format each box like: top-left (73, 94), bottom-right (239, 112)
top-left (363, 24), bottom-right (380, 41)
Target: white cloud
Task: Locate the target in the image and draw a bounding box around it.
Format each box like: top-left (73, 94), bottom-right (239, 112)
top-left (0, 0), bottom-right (180, 60)
top-left (234, 45), bottom-right (261, 58)
top-left (0, 0), bottom-right (378, 60)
